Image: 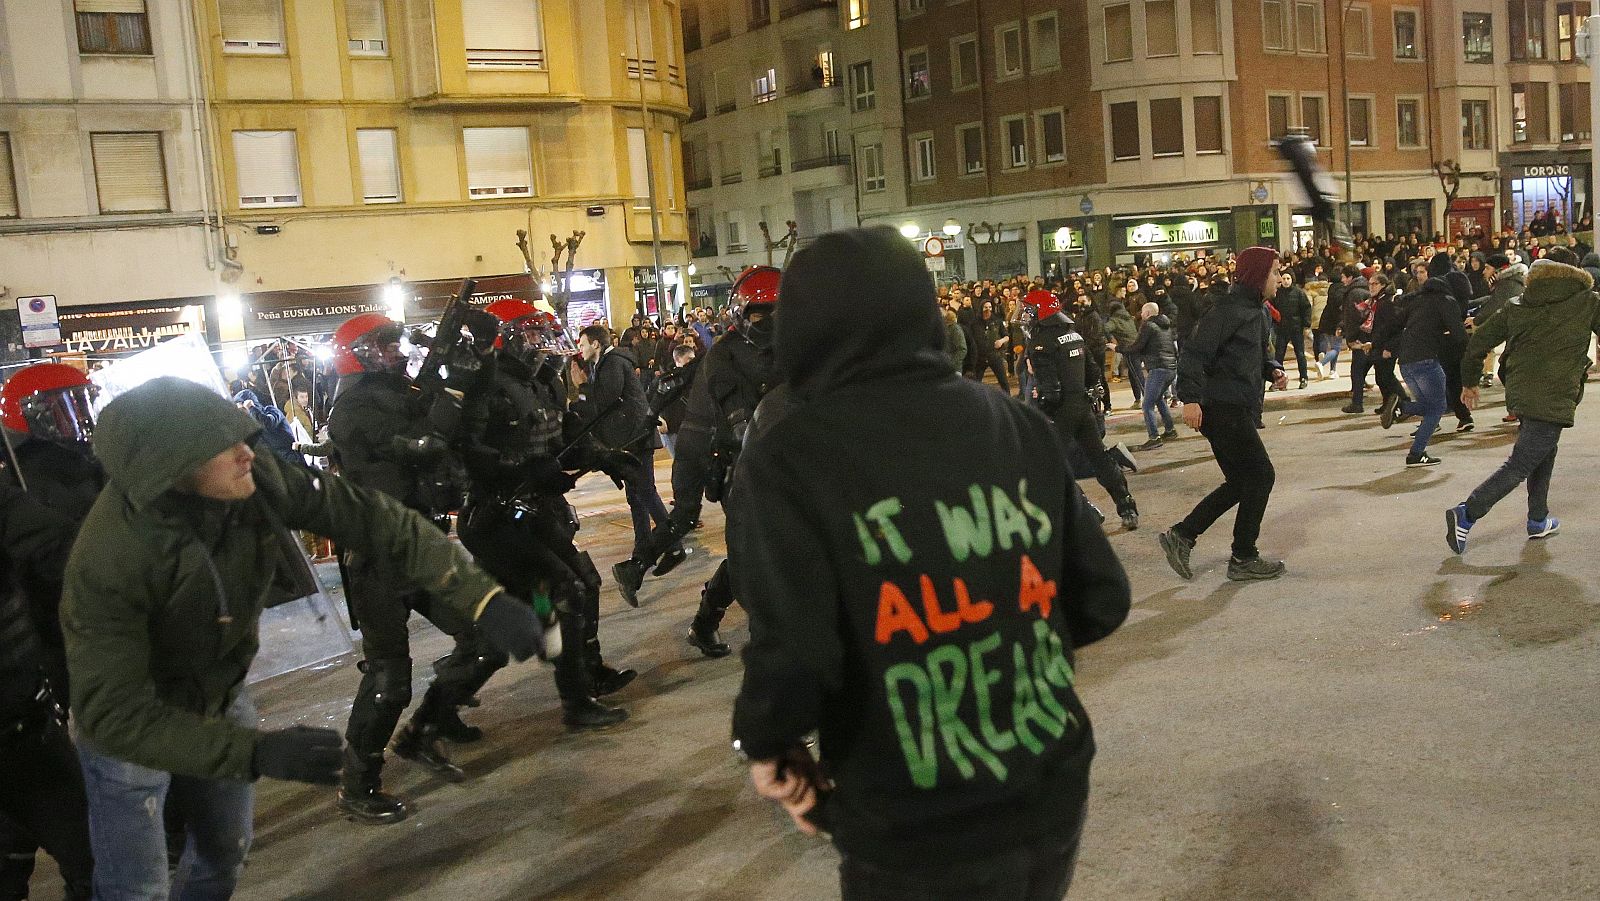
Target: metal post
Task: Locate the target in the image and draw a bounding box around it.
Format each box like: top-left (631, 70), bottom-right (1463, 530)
top-left (632, 1), bottom-right (667, 324)
top-left (1340, 0), bottom-right (1355, 229)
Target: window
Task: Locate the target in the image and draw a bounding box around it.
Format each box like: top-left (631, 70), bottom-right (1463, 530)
top-left (850, 61), bottom-right (875, 110)
top-left (816, 47), bottom-right (835, 86)
top-left (718, 141), bottom-right (740, 179)
top-left (1191, 0), bottom-right (1220, 53)
top-left (90, 132), bottom-right (167, 213)
top-left (0, 135), bottom-right (15, 218)
top-left (951, 35), bottom-right (979, 90)
top-left (1031, 13), bottom-right (1061, 70)
top-left (462, 126), bottom-right (533, 198)
top-left (1037, 110), bottom-right (1066, 163)
top-left (1105, 4), bottom-right (1133, 61)
top-left (848, 0), bottom-right (868, 29)
top-left (1194, 95), bottom-right (1224, 153)
top-left (1003, 117), bottom-right (1028, 168)
top-left (749, 0), bottom-right (770, 25)
top-left (1512, 83), bottom-right (1549, 142)
top-left (1263, 0), bottom-right (1289, 50)
top-left (904, 48), bottom-right (930, 100)
top-left (1300, 94), bottom-right (1325, 144)
top-left (910, 133), bottom-right (935, 181)
top-left (1559, 82), bottom-right (1590, 141)
top-left (75, 0), bottom-right (152, 55)
top-left (958, 124), bottom-right (985, 174)
top-left (232, 130), bottom-right (301, 207)
top-left (1557, 2), bottom-right (1584, 61)
top-left (1145, 1), bottom-right (1177, 57)
top-left (1343, 5), bottom-right (1370, 57)
top-left (1460, 99), bottom-right (1491, 150)
top-left (1295, 0), bottom-right (1325, 52)
top-left (1347, 97), bottom-right (1372, 146)
top-left (752, 67), bottom-right (777, 102)
top-left (903, 0), bottom-right (927, 14)
top-left (465, 0), bottom-right (546, 68)
top-left (627, 127), bottom-right (651, 208)
top-left (220, 0), bottom-right (285, 54)
top-left (996, 23), bottom-right (1023, 77)
top-left (1267, 93), bottom-right (1292, 139)
top-left (356, 128), bottom-right (401, 203)
top-left (1462, 13), bottom-right (1492, 63)
top-left (1511, 0), bottom-right (1547, 60)
top-left (725, 213), bottom-right (745, 251)
top-left (859, 143), bottom-right (885, 192)
top-left (1110, 101), bottom-right (1140, 160)
top-left (345, 0), bottom-right (387, 55)
top-left (661, 133), bottom-right (676, 208)
top-left (1150, 97), bottom-right (1183, 155)
top-left (1396, 98), bottom-right (1424, 147)
top-left (1392, 9), bottom-right (1419, 59)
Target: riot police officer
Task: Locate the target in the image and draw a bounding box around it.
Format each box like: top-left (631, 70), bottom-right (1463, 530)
top-left (435, 299), bottom-right (636, 734)
top-left (611, 266), bottom-right (778, 657)
top-left (1023, 289), bottom-right (1140, 531)
top-left (326, 312), bottom-right (484, 823)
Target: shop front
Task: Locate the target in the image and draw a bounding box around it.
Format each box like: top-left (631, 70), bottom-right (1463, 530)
top-left (1383, 199), bottom-right (1434, 238)
top-left (243, 286), bottom-right (394, 342)
top-left (970, 227), bottom-right (1027, 281)
top-left (1111, 210), bottom-right (1234, 266)
top-left (1037, 218), bottom-right (1089, 277)
top-left (57, 298), bottom-right (212, 359)
top-left (408, 272), bottom-right (540, 322)
top-left (1445, 196), bottom-right (1497, 240)
top-left (1499, 152), bottom-right (1590, 233)
top-left (633, 267), bottom-right (685, 322)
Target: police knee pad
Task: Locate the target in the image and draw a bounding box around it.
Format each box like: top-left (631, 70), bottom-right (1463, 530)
top-left (357, 657), bottom-right (413, 714)
top-left (574, 551), bottom-right (603, 592)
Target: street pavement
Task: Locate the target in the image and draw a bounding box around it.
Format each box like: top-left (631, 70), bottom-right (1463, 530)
top-left (29, 374), bottom-right (1600, 900)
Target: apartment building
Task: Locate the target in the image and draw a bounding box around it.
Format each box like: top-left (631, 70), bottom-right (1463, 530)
top-left (0, 0), bottom-right (219, 357)
top-left (680, 0), bottom-right (905, 299)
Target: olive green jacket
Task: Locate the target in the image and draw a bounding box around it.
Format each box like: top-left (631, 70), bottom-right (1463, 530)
top-left (63, 377), bottom-right (502, 780)
top-left (1463, 260), bottom-right (1600, 428)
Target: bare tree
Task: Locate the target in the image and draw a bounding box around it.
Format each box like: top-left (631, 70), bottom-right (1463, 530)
top-left (758, 220), bottom-right (800, 267)
top-left (517, 228), bottom-right (586, 322)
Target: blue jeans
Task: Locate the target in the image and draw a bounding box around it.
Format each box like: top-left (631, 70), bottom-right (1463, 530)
top-left (1465, 416), bottom-right (1562, 522)
top-left (77, 694), bottom-right (255, 901)
top-left (1399, 359), bottom-right (1447, 457)
top-left (625, 445), bottom-right (678, 560)
top-left (1142, 367), bottom-right (1176, 437)
top-left (1316, 333), bottom-right (1343, 370)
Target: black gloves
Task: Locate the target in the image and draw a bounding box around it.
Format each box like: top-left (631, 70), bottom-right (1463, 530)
top-left (522, 456), bottom-right (578, 496)
top-left (593, 449), bottom-right (642, 483)
top-left (476, 591), bottom-right (547, 662)
top-left (252, 727), bottom-right (342, 784)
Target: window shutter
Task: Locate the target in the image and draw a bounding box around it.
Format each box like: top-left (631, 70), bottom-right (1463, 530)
top-left (463, 127), bottom-right (533, 197)
top-left (1193, 96), bottom-right (1223, 152)
top-left (1150, 98), bottom-right (1183, 155)
top-left (661, 133), bottom-right (676, 208)
top-left (76, 0), bottom-right (146, 13)
top-left (221, 0), bottom-right (285, 48)
top-left (91, 132), bottom-right (168, 213)
top-left (464, 0), bottom-right (544, 60)
top-left (357, 129), bottom-right (401, 203)
top-left (233, 130), bottom-right (301, 207)
top-left (626, 128), bottom-right (650, 207)
top-left (346, 0), bottom-right (386, 51)
top-left (0, 136), bottom-right (17, 217)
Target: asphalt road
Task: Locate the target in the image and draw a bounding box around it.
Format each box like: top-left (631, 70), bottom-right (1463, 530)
top-left (28, 375), bottom-right (1600, 900)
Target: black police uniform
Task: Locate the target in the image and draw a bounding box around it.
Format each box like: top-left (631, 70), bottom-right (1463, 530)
top-left (327, 369), bottom-right (477, 810)
top-left (1029, 313), bottom-right (1138, 524)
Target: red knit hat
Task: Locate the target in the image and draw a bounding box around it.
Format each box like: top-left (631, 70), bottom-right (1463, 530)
top-left (1234, 246), bottom-right (1278, 292)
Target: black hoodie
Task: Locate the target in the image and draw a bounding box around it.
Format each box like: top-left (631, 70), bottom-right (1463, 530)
top-left (1175, 284), bottom-right (1282, 412)
top-left (730, 227), bottom-right (1131, 868)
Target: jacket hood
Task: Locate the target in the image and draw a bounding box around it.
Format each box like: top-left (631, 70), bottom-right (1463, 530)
top-left (1521, 259), bottom-right (1595, 307)
top-left (94, 376), bottom-right (261, 511)
top-left (775, 226), bottom-right (950, 396)
top-left (1148, 314), bottom-right (1171, 329)
top-left (1500, 263), bottom-right (1528, 284)
top-left (1583, 252), bottom-right (1600, 269)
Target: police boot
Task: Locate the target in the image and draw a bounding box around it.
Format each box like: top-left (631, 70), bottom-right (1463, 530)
top-left (336, 747), bottom-right (411, 824)
top-left (584, 639), bottom-right (637, 697)
top-left (1117, 497), bottom-right (1139, 532)
top-left (553, 610), bottom-right (629, 729)
top-left (391, 721), bottom-right (466, 782)
top-left (611, 558), bottom-right (645, 608)
top-left (687, 582), bottom-right (732, 658)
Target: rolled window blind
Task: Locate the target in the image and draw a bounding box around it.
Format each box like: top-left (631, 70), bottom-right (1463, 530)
top-left (221, 0), bottom-right (285, 45)
top-left (464, 0), bottom-right (543, 50)
top-left (76, 0), bottom-right (146, 13)
top-left (627, 127), bottom-right (650, 207)
top-left (346, 0), bottom-right (386, 42)
top-left (91, 132), bottom-right (168, 213)
top-left (233, 130), bottom-right (301, 206)
top-left (357, 128), bottom-right (401, 202)
top-left (463, 127), bottom-right (532, 196)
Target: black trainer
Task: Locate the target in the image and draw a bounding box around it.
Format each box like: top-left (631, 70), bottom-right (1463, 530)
top-left (1160, 429), bottom-right (1179, 440)
top-left (1134, 438), bottom-right (1163, 451)
top-left (337, 785), bottom-right (411, 824)
top-left (1226, 556), bottom-right (1286, 581)
top-left (435, 707), bottom-right (483, 744)
top-left (562, 696), bottom-right (628, 729)
top-left (1406, 452), bottom-right (1442, 468)
top-left (589, 663), bottom-right (637, 697)
top-left (1158, 529), bottom-right (1194, 580)
top-left (611, 559), bottom-right (644, 608)
top-left (1379, 393), bottom-right (1401, 429)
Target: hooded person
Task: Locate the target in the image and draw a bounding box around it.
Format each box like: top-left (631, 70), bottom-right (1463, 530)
top-left (1423, 252), bottom-right (1476, 433)
top-left (61, 376), bottom-right (545, 900)
top-left (729, 226), bottom-right (1131, 900)
top-left (1159, 246), bottom-right (1289, 583)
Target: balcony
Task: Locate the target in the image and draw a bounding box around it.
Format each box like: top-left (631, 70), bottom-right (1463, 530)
top-left (687, 175), bottom-right (713, 191)
top-left (715, 101), bottom-right (737, 115)
top-left (689, 106), bottom-right (707, 122)
top-left (692, 241), bottom-right (720, 258)
top-left (792, 153), bottom-right (850, 172)
top-left (759, 162), bottom-right (783, 178)
top-left (779, 0), bottom-right (837, 17)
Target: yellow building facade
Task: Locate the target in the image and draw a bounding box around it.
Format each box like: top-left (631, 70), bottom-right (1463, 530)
top-left (195, 0), bottom-right (690, 340)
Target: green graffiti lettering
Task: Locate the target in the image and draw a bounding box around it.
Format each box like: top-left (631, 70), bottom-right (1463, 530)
top-left (1017, 478), bottom-right (1053, 546)
top-left (968, 632), bottom-right (1017, 756)
top-left (927, 645), bottom-right (1007, 782)
top-left (991, 487), bottom-right (1034, 551)
top-left (1029, 631), bottom-right (1073, 730)
top-left (1011, 643), bottom-right (1063, 753)
top-left (853, 513), bottom-right (882, 565)
top-left (935, 485), bottom-right (994, 563)
top-left (1033, 620), bottom-right (1077, 689)
top-left (865, 498), bottom-right (913, 564)
top-left (883, 663), bottom-right (939, 789)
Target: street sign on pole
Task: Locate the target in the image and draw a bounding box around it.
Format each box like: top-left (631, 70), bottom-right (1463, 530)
top-left (925, 256), bottom-right (946, 272)
top-left (17, 295), bottom-right (60, 348)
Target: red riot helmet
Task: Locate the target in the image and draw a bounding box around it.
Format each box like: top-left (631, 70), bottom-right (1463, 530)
top-left (331, 312), bottom-right (407, 376)
top-left (1022, 289), bottom-right (1063, 321)
top-left (485, 299), bottom-right (571, 357)
top-left (731, 265), bottom-right (782, 348)
top-left (0, 363), bottom-right (99, 446)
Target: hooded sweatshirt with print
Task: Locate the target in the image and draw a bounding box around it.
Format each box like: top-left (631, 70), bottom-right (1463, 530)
top-left (728, 227), bottom-right (1131, 869)
top-left (62, 377), bottom-right (505, 781)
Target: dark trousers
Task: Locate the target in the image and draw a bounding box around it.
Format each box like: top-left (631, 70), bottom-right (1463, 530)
top-left (1374, 354), bottom-right (1407, 405)
top-left (1274, 328), bottom-right (1307, 380)
top-left (970, 350), bottom-right (1011, 394)
top-left (623, 445), bottom-right (676, 560)
top-left (1442, 345), bottom-right (1473, 424)
top-left (1176, 402), bottom-right (1275, 559)
top-left (839, 808), bottom-right (1085, 901)
top-left (1053, 401), bottom-right (1132, 513)
top-left (1348, 347), bottom-right (1373, 408)
top-left (0, 720), bottom-right (92, 900)
top-left (1465, 417), bottom-right (1563, 523)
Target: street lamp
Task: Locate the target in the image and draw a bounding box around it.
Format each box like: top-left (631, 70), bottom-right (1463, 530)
top-left (1054, 226), bottom-right (1072, 277)
top-left (900, 223), bottom-right (920, 239)
top-left (384, 277), bottom-right (405, 322)
top-left (942, 218), bottom-right (961, 237)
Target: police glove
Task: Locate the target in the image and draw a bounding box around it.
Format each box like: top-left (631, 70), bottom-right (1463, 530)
top-left (594, 449), bottom-right (642, 483)
top-left (523, 456), bottom-right (579, 495)
top-left (252, 727), bottom-right (343, 785)
top-left (476, 591), bottom-right (547, 662)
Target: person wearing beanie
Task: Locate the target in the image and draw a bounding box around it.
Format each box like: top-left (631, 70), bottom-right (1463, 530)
top-left (1447, 244), bottom-right (1600, 553)
top-left (729, 226), bottom-right (1131, 897)
top-left (1337, 264), bottom-right (1375, 412)
top-left (1159, 246), bottom-right (1289, 583)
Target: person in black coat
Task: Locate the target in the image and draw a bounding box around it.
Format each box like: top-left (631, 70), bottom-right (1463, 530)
top-left (1383, 257), bottom-right (1468, 466)
top-left (1271, 271), bottom-right (1314, 389)
top-left (1128, 303), bottom-right (1180, 448)
top-left (1337, 267), bottom-right (1374, 413)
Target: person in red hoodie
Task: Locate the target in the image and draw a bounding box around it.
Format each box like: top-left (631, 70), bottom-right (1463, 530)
top-left (729, 227), bottom-right (1130, 900)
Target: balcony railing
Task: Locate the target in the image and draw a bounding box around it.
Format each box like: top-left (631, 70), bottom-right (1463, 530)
top-left (714, 101), bottom-right (737, 114)
top-left (692, 243), bottom-right (720, 258)
top-left (792, 153), bottom-right (851, 172)
top-left (759, 162), bottom-right (783, 178)
top-left (687, 176), bottom-right (713, 191)
top-left (779, 0), bottom-right (837, 17)
top-left (720, 173), bottom-right (744, 185)
top-left (786, 78), bottom-right (839, 96)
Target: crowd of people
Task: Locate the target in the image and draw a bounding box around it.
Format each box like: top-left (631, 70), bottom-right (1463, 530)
top-left (1, 217), bottom-right (1597, 901)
